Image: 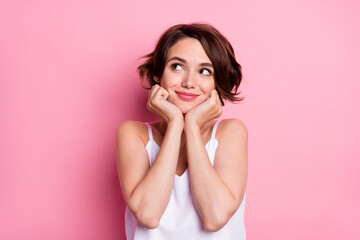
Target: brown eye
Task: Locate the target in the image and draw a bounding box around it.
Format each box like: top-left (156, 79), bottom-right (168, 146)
top-left (200, 68), bottom-right (211, 76)
top-left (171, 63), bottom-right (183, 71)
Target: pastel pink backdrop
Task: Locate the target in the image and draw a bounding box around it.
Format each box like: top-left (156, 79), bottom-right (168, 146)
top-left (1, 0), bottom-right (359, 239)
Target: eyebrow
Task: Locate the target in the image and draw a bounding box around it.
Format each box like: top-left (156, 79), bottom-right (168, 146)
top-left (167, 56), bottom-right (213, 68)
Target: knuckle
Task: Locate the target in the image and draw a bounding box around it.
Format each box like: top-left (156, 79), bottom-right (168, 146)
top-left (150, 98), bottom-right (156, 105)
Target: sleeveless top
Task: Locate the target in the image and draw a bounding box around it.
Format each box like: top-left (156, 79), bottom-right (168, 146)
top-left (125, 120), bottom-right (246, 240)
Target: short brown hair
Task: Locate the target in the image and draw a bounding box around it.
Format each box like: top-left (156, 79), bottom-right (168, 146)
top-left (137, 23), bottom-right (243, 105)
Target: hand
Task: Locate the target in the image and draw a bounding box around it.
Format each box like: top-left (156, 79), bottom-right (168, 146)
top-left (147, 85), bottom-right (183, 124)
top-left (185, 90), bottom-right (222, 129)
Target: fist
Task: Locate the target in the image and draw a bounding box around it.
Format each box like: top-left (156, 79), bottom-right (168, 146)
top-left (147, 85), bottom-right (183, 123)
top-left (185, 89), bottom-right (222, 128)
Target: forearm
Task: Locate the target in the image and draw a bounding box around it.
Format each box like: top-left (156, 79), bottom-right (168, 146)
top-left (128, 121), bottom-right (183, 228)
top-left (185, 124), bottom-right (238, 231)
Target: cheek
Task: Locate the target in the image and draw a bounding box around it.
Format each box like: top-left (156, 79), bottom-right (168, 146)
top-left (159, 73), bottom-right (178, 89)
top-left (203, 80), bottom-right (216, 93)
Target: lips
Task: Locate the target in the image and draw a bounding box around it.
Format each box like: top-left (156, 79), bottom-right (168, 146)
top-left (175, 91), bottom-right (199, 101)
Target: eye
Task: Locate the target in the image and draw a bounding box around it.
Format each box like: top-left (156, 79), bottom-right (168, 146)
top-left (200, 68), bottom-right (212, 76)
top-left (170, 63), bottom-right (183, 71)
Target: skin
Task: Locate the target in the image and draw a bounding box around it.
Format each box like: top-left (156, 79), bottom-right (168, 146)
top-left (116, 37), bottom-right (248, 231)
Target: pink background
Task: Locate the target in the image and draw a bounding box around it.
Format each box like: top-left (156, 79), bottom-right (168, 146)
top-left (1, 0), bottom-right (359, 239)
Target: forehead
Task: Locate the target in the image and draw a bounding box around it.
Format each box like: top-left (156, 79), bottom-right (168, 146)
top-left (167, 37), bottom-right (212, 64)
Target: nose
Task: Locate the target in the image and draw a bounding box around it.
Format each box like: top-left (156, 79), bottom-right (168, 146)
top-left (181, 71), bottom-right (196, 89)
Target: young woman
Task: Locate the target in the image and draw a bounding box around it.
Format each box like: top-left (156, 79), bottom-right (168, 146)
top-left (116, 23), bottom-right (248, 240)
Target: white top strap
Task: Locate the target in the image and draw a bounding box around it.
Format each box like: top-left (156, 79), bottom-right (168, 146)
top-left (211, 120), bottom-right (221, 140)
top-left (144, 122), bottom-right (153, 141)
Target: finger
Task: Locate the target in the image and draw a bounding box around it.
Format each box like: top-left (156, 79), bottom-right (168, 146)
top-left (148, 84), bottom-right (160, 101)
top-left (154, 86), bottom-right (169, 100)
top-left (211, 90), bottom-right (222, 111)
top-left (211, 90), bottom-right (222, 105)
top-left (207, 90), bottom-right (218, 105)
top-left (147, 85), bottom-right (161, 111)
top-left (148, 87), bottom-right (169, 110)
top-left (211, 89), bottom-right (219, 99)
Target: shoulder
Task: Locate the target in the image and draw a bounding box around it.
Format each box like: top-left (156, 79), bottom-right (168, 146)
top-left (116, 120), bottom-right (149, 145)
top-left (117, 120), bottom-right (146, 133)
top-left (217, 118), bottom-right (248, 141)
top-left (117, 120), bottom-right (145, 136)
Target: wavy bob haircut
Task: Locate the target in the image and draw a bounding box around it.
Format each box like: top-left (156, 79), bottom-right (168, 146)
top-left (137, 23), bottom-right (243, 105)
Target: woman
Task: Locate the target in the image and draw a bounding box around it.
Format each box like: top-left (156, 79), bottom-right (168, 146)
top-left (116, 23), bottom-right (248, 240)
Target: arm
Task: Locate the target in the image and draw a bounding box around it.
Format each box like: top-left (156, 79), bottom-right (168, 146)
top-left (116, 85), bottom-right (183, 229)
top-left (184, 92), bottom-right (248, 231)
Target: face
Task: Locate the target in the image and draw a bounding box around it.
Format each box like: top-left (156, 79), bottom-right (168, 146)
top-left (158, 37), bottom-right (216, 113)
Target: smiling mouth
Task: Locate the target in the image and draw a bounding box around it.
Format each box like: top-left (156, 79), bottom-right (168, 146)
top-left (175, 91), bottom-right (199, 101)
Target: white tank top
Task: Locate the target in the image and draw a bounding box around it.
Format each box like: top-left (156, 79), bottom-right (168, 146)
top-left (125, 120), bottom-right (246, 240)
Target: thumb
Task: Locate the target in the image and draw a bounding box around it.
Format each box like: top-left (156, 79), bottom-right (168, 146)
top-left (210, 89), bottom-right (218, 100)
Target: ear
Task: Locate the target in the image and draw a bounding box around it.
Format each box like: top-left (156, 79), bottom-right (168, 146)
top-left (153, 76), bottom-right (160, 84)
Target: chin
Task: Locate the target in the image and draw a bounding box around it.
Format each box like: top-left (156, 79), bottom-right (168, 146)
top-left (170, 96), bottom-right (207, 114)
top-left (178, 103), bottom-right (200, 114)
top-left (180, 108), bottom-right (192, 114)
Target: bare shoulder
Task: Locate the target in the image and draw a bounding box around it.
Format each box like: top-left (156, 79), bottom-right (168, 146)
top-left (116, 120), bottom-right (148, 145)
top-left (217, 118), bottom-right (248, 141)
top-left (117, 120), bottom-right (145, 133)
